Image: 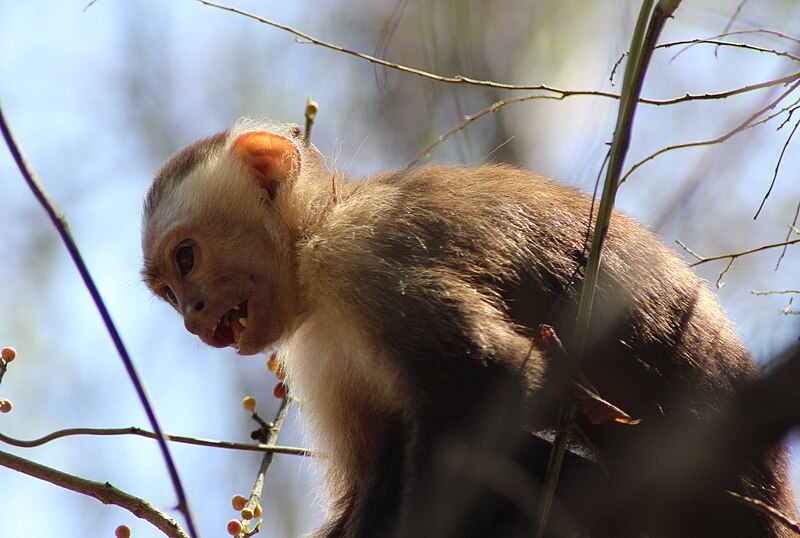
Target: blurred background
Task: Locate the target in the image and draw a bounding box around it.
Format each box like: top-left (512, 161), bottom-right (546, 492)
top-left (1, 1), bottom-right (799, 536)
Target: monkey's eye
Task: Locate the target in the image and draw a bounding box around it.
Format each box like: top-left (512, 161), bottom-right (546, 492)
top-left (175, 245), bottom-right (194, 276)
top-left (163, 285), bottom-right (178, 306)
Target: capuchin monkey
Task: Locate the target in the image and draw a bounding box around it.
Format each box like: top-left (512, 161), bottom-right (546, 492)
top-left (141, 120), bottom-right (795, 537)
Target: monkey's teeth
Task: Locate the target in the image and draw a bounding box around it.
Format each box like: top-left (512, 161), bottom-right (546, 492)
top-left (239, 318), bottom-right (248, 327)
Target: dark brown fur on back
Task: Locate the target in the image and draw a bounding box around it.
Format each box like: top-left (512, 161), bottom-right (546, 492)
top-left (300, 164), bottom-right (793, 537)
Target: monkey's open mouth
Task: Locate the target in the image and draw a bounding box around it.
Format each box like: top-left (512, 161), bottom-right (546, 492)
top-left (211, 300), bottom-right (249, 348)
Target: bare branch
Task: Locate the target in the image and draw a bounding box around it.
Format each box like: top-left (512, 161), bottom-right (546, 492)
top-left (0, 449), bottom-right (188, 538)
top-left (621, 78), bottom-right (800, 183)
top-left (0, 101), bottom-right (199, 538)
top-left (721, 1), bottom-right (750, 37)
top-left (754, 116), bottom-right (800, 219)
top-left (728, 490), bottom-right (800, 535)
top-left (406, 94), bottom-right (562, 168)
top-left (195, 0), bottom-right (599, 94)
top-left (775, 199), bottom-right (800, 270)
top-left (679, 238), bottom-right (800, 268)
top-left (677, 237), bottom-right (800, 287)
top-left (0, 428), bottom-right (310, 456)
top-left (659, 38), bottom-right (800, 63)
top-left (241, 395), bottom-right (293, 520)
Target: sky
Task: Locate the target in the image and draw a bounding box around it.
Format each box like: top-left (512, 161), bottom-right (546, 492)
top-left (1, 1), bottom-right (799, 537)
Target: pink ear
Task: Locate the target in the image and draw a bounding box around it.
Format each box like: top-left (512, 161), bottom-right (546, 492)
top-left (231, 131), bottom-right (301, 198)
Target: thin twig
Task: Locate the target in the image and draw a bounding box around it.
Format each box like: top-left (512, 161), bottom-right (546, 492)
top-left (0, 449), bottom-right (189, 538)
top-left (241, 395), bottom-right (293, 520)
top-left (751, 290), bottom-right (800, 295)
top-left (196, 0), bottom-right (570, 92)
top-left (0, 101), bottom-right (199, 538)
top-left (677, 237), bottom-right (800, 287)
top-left (196, 0), bottom-right (800, 111)
top-left (0, 428), bottom-right (310, 456)
top-left (660, 38), bottom-right (800, 63)
top-left (678, 237), bottom-right (800, 267)
top-left (721, 1), bottom-right (750, 37)
top-left (727, 490), bottom-right (800, 535)
top-left (754, 117), bottom-right (800, 219)
top-left (776, 200), bottom-right (800, 270)
top-left (406, 94), bottom-right (561, 168)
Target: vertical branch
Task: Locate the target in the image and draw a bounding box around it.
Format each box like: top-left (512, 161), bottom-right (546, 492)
top-left (0, 101), bottom-right (199, 538)
top-left (536, 1), bottom-right (682, 535)
top-left (241, 395), bottom-right (292, 521)
top-left (574, 0), bottom-right (681, 358)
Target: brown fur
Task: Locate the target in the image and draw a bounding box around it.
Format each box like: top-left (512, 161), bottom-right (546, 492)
top-left (142, 123), bottom-right (795, 537)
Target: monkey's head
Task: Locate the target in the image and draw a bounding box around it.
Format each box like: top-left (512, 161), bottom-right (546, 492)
top-left (141, 122), bottom-right (307, 355)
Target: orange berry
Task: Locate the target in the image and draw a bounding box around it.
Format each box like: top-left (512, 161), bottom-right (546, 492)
top-left (226, 519), bottom-right (243, 536)
top-left (266, 352), bottom-right (278, 372)
top-left (0, 400), bottom-right (12, 414)
top-left (273, 382), bottom-right (286, 399)
top-left (275, 368), bottom-right (287, 381)
top-left (114, 525), bottom-right (131, 538)
top-left (242, 396), bottom-right (257, 412)
top-left (1, 347), bottom-right (16, 362)
top-left (231, 494), bottom-right (247, 511)
top-left (253, 502), bottom-right (262, 518)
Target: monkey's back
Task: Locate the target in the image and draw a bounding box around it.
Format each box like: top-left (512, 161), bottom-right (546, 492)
top-left (294, 163), bottom-right (793, 537)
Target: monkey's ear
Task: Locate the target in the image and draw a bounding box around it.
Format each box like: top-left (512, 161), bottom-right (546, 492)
top-left (231, 131), bottom-right (301, 198)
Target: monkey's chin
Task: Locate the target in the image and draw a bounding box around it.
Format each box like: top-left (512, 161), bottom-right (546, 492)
top-left (235, 325), bottom-right (279, 355)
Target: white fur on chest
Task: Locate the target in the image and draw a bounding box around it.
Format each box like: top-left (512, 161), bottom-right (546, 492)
top-left (279, 307), bottom-right (405, 481)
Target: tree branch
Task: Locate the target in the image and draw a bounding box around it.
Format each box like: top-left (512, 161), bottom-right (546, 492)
top-left (0, 101), bottom-right (198, 538)
top-left (0, 449), bottom-right (188, 538)
top-left (0, 427), bottom-right (310, 456)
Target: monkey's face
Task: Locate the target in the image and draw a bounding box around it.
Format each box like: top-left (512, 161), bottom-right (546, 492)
top-left (141, 127), bottom-right (303, 355)
top-left (142, 218), bottom-right (287, 355)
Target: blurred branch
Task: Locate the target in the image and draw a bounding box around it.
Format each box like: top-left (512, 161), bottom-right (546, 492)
top-left (197, 1), bottom-right (800, 113)
top-left (0, 101), bottom-right (199, 538)
top-left (752, 290), bottom-right (800, 295)
top-left (538, 1), bottom-right (682, 536)
top-left (196, 0), bottom-right (619, 94)
top-left (406, 93), bottom-right (561, 168)
top-left (0, 428), bottom-right (310, 456)
top-left (0, 449), bottom-right (189, 538)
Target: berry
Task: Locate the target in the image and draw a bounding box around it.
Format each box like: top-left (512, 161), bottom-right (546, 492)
top-left (242, 396), bottom-right (257, 412)
top-left (253, 502), bottom-right (262, 518)
top-left (0, 400), bottom-right (12, 414)
top-left (273, 382), bottom-right (286, 399)
top-left (231, 494), bottom-right (247, 511)
top-left (266, 352), bottom-right (278, 372)
top-left (1, 347), bottom-right (16, 362)
top-left (226, 519), bottom-right (243, 536)
top-left (114, 525), bottom-right (131, 538)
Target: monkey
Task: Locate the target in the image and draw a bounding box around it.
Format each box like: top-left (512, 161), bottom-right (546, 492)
top-left (141, 120), bottom-right (795, 537)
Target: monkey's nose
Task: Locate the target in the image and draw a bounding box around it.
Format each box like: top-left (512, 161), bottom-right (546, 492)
top-left (183, 312), bottom-right (207, 338)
